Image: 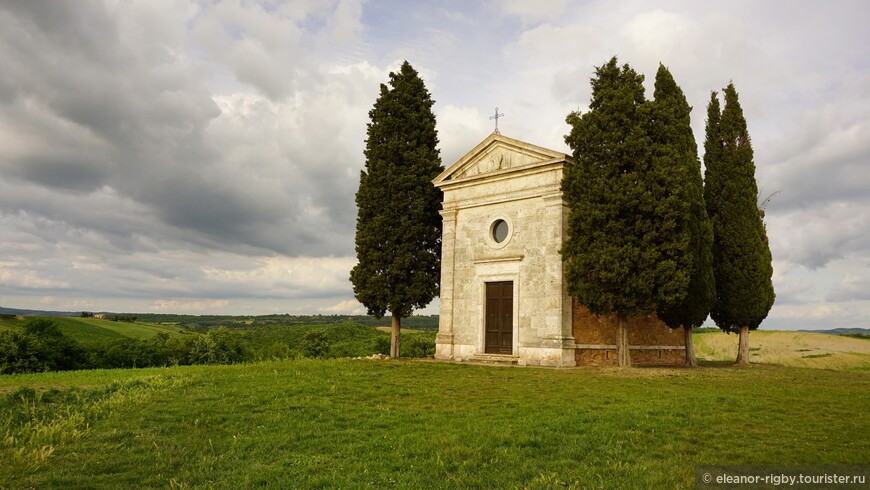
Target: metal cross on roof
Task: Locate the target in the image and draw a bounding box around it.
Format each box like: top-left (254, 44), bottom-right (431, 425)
top-left (489, 107), bottom-right (505, 134)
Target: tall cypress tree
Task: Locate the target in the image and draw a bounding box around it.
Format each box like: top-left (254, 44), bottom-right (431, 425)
top-left (649, 65), bottom-right (715, 366)
top-left (563, 57), bottom-right (690, 366)
top-left (703, 83), bottom-right (775, 364)
top-left (350, 61), bottom-right (444, 359)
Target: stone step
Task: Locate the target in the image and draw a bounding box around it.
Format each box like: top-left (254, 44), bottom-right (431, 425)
top-left (468, 354), bottom-right (519, 365)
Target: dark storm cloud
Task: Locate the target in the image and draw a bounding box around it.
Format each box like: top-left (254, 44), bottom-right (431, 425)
top-left (0, 1), bottom-right (370, 259)
top-left (14, 154), bottom-right (109, 193)
top-left (0, 2), bottom-right (120, 60)
top-left (758, 94), bottom-right (870, 271)
top-left (759, 92), bottom-right (870, 213)
top-left (1, 2), bottom-right (211, 191)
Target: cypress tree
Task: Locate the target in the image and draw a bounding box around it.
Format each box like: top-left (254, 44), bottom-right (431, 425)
top-left (562, 57), bottom-right (690, 366)
top-left (703, 83), bottom-right (775, 364)
top-left (649, 65), bottom-right (715, 366)
top-left (350, 61), bottom-right (444, 359)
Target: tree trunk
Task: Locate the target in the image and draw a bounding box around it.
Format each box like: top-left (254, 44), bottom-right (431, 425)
top-left (735, 325), bottom-right (750, 365)
top-left (684, 326), bottom-right (697, 367)
top-left (390, 313), bottom-right (401, 359)
top-left (616, 315), bottom-right (631, 367)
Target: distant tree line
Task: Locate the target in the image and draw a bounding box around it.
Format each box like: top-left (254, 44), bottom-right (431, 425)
top-left (80, 312), bottom-right (138, 322)
top-left (0, 318), bottom-right (436, 374)
top-left (92, 313), bottom-right (440, 330)
top-left (110, 314), bottom-right (138, 323)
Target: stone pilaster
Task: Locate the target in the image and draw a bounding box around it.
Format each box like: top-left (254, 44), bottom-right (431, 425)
top-left (543, 192), bottom-right (576, 366)
top-left (435, 207), bottom-right (458, 360)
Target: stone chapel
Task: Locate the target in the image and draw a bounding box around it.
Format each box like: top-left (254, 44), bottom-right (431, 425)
top-left (433, 133), bottom-right (686, 367)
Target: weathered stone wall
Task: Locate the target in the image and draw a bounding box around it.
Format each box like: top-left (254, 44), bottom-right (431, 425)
top-left (572, 299), bottom-right (686, 366)
top-left (435, 135), bottom-right (575, 366)
top-left (445, 189), bottom-right (571, 365)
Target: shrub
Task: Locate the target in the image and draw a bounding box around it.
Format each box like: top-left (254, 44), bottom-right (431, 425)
top-left (265, 341), bottom-right (292, 360)
top-left (0, 330), bottom-right (45, 374)
top-left (95, 338), bottom-right (166, 369)
top-left (401, 334), bottom-right (435, 358)
top-left (300, 331), bottom-right (330, 359)
top-left (372, 336), bottom-right (391, 356)
top-left (187, 328), bottom-right (250, 365)
top-left (0, 319), bottom-right (87, 373)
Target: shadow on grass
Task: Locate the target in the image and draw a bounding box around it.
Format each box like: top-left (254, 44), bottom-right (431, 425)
top-left (698, 360), bottom-right (735, 368)
top-left (698, 359), bottom-right (786, 370)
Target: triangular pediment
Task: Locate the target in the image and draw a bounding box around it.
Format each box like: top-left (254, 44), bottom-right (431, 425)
top-left (434, 133), bottom-right (570, 186)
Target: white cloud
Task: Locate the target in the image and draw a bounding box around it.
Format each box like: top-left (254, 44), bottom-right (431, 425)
top-left (323, 0), bottom-right (365, 44)
top-left (200, 255), bottom-right (356, 298)
top-left (150, 299), bottom-right (231, 312)
top-left (767, 203), bottom-right (870, 270)
top-left (504, 0), bottom-right (567, 24)
top-left (320, 299), bottom-right (366, 315)
top-left (766, 300), bottom-right (868, 330)
top-left (0, 268), bottom-right (70, 290)
top-left (437, 105), bottom-right (489, 165)
top-left (827, 272), bottom-right (870, 303)
top-left (621, 10), bottom-right (695, 62)
top-left (770, 261), bottom-right (815, 306)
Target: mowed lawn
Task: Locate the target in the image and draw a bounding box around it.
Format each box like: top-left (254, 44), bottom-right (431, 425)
top-left (1, 359), bottom-right (868, 489)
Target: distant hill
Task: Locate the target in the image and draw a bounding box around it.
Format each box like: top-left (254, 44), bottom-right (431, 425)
top-left (1, 307), bottom-right (440, 329)
top-left (0, 315), bottom-right (186, 345)
top-left (806, 327), bottom-right (870, 336)
top-left (0, 306), bottom-right (84, 317)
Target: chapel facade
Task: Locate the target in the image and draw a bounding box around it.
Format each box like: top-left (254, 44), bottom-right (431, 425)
top-left (433, 133), bottom-right (685, 367)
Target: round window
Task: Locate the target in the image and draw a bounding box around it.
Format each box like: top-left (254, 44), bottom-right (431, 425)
top-left (492, 219), bottom-right (509, 243)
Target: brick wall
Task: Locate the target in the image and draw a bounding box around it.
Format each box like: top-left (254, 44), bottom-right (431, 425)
top-left (571, 301), bottom-right (617, 345)
top-left (629, 348), bottom-right (685, 365)
top-left (575, 348), bottom-right (618, 367)
top-left (572, 299), bottom-right (687, 366)
top-left (626, 314), bottom-right (685, 347)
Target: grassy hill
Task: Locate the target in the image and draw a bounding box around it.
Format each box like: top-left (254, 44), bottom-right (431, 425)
top-left (0, 316), bottom-right (186, 346)
top-left (1, 359), bottom-right (867, 488)
top-left (0, 316), bottom-right (437, 372)
top-left (695, 330), bottom-right (870, 371)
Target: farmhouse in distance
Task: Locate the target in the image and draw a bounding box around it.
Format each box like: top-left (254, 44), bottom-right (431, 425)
top-left (433, 133), bottom-right (685, 367)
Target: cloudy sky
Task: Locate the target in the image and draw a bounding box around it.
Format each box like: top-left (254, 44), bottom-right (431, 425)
top-left (0, 1), bottom-right (867, 329)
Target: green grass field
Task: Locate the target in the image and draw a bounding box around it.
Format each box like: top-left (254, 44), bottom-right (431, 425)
top-left (2, 359), bottom-right (868, 489)
top-left (0, 316), bottom-right (186, 345)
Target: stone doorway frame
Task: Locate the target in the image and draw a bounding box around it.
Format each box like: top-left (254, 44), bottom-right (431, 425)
top-left (476, 269), bottom-right (520, 356)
